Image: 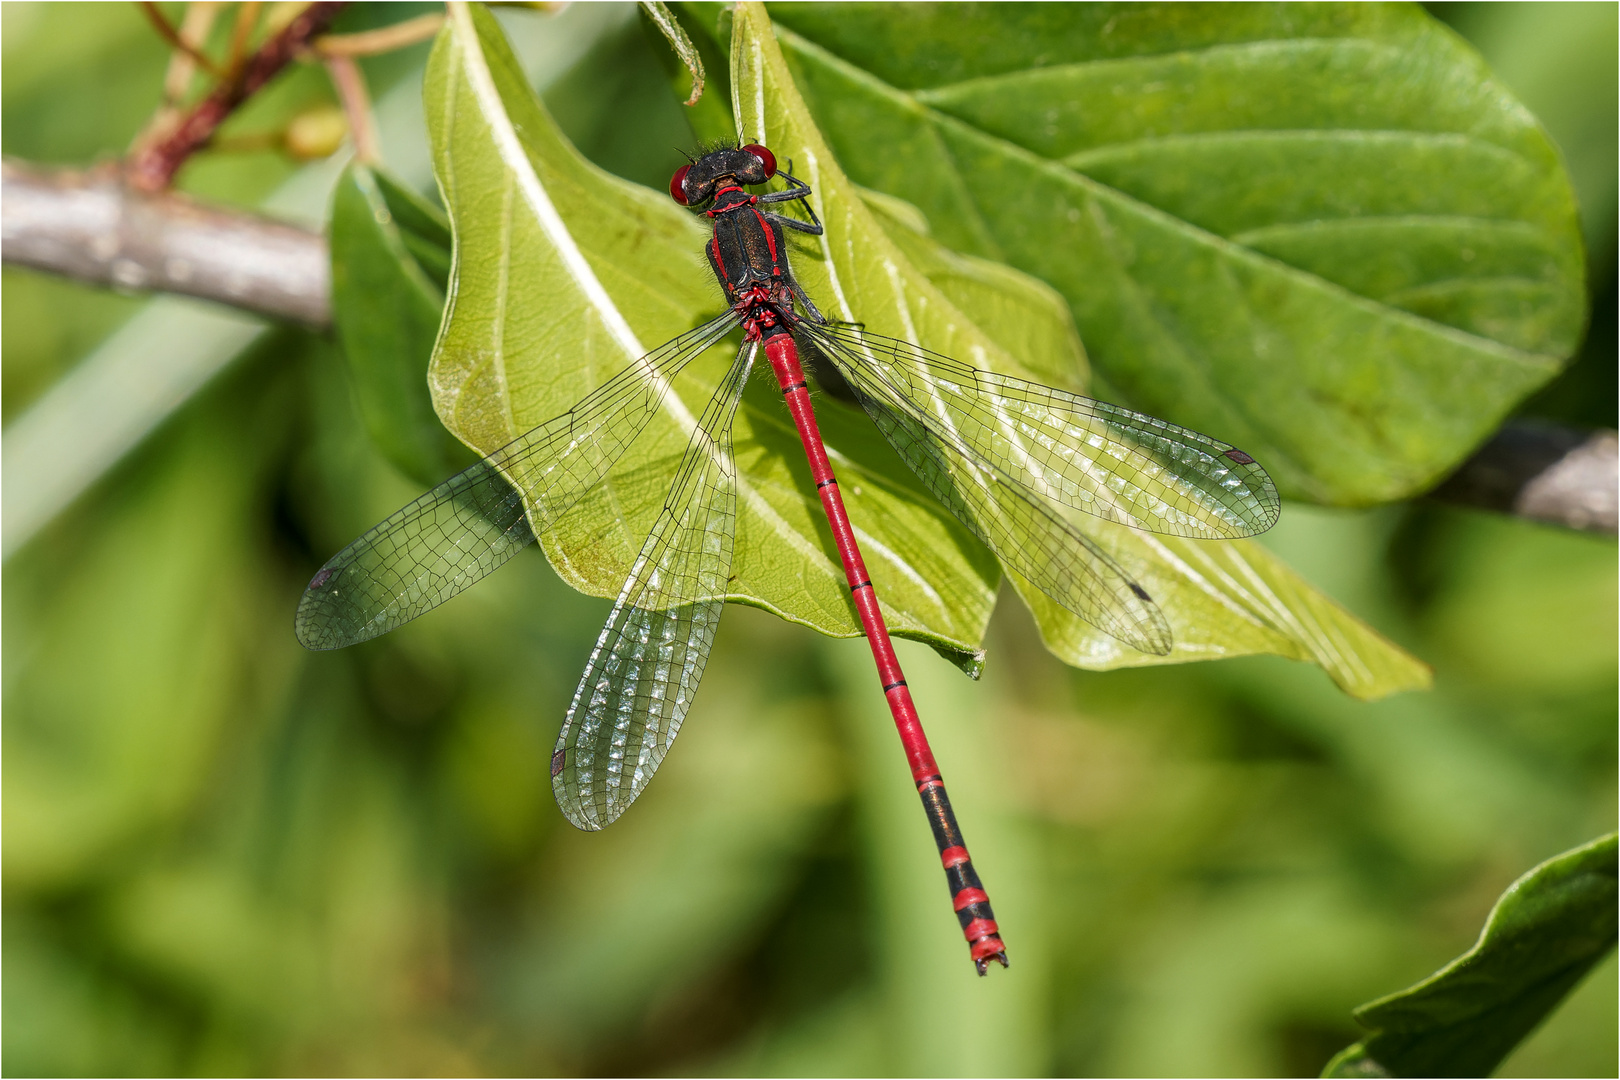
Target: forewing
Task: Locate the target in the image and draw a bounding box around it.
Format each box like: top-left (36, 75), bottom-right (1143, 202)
top-left (295, 314), bottom-right (739, 650)
top-left (801, 325), bottom-right (1172, 655)
top-left (811, 324), bottom-right (1280, 540)
top-left (551, 345), bottom-right (754, 830)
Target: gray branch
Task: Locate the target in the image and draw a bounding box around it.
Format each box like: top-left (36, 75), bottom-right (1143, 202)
top-left (1428, 422), bottom-right (1617, 534)
top-left (2, 157), bottom-right (1614, 539)
top-left (2, 158), bottom-right (330, 328)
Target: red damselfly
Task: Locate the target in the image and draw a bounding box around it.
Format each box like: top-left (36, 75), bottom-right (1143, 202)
top-left (296, 144), bottom-right (1281, 975)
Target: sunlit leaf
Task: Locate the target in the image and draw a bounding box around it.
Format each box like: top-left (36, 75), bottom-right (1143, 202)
top-left (424, 3), bottom-right (1001, 667)
top-left (1022, 527), bottom-right (1431, 699)
top-left (726, 0), bottom-right (1429, 697)
top-left (1323, 833), bottom-right (1618, 1077)
top-left (415, 3), bottom-right (1428, 695)
top-left (858, 183), bottom-right (1089, 393)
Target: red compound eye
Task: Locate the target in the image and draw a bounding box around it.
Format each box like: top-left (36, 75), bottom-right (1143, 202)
top-left (669, 164), bottom-right (692, 205)
top-left (742, 144), bottom-right (777, 178)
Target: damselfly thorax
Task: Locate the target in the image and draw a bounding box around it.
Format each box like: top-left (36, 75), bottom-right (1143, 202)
top-left (673, 143), bottom-right (827, 333)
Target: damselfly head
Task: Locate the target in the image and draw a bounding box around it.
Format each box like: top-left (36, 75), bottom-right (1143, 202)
top-left (670, 144), bottom-right (778, 206)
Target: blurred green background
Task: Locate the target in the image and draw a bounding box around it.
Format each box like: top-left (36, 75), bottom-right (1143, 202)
top-left (3, 3), bottom-right (1614, 1075)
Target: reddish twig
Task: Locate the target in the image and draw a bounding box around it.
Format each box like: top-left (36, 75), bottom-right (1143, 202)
top-left (129, 3), bottom-right (222, 165)
top-left (137, 1), bottom-right (225, 79)
top-left (126, 1), bottom-right (348, 192)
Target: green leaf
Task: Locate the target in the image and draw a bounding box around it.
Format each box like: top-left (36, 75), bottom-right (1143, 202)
top-left (329, 163), bottom-right (464, 486)
top-left (760, 4), bottom-right (1586, 506)
top-left (1020, 528), bottom-right (1431, 699)
top-left (418, 3), bottom-right (1425, 695)
top-left (727, 0), bottom-right (1428, 698)
top-left (423, 3), bottom-right (999, 669)
top-left (371, 169), bottom-right (453, 291)
top-left (1323, 833), bottom-right (1618, 1077)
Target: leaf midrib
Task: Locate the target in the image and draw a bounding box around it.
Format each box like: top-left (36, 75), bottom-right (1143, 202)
top-left (1062, 128), bottom-right (1539, 184)
top-left (1230, 215), bottom-right (1551, 246)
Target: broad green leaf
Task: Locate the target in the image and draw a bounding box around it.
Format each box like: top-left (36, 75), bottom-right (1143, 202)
top-left (423, 3), bottom-right (999, 668)
top-left (757, 4), bottom-right (1585, 506)
top-left (1323, 833), bottom-right (1618, 1077)
top-left (726, 1), bottom-right (1428, 698)
top-left (329, 163), bottom-right (464, 486)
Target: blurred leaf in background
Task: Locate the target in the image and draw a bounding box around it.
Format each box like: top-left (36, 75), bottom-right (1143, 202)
top-left (329, 161), bottom-right (466, 487)
top-left (2, 3), bottom-right (1614, 1077)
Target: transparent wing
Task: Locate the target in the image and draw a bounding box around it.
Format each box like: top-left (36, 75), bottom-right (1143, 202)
top-left (295, 313), bottom-right (740, 650)
top-left (808, 323), bottom-right (1280, 540)
top-left (798, 324), bottom-right (1172, 655)
top-left (551, 344), bottom-right (755, 830)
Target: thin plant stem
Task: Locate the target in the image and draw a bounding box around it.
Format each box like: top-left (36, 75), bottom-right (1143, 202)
top-left (313, 12), bottom-right (444, 57)
top-left (164, 2), bottom-right (223, 103)
top-left (226, 2), bottom-right (264, 74)
top-left (323, 54), bottom-right (379, 165)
